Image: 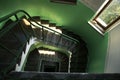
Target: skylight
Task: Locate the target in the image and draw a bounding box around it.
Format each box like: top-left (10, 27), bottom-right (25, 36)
top-left (89, 0), bottom-right (120, 35)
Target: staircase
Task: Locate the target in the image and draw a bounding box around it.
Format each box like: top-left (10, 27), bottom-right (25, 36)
top-left (0, 10), bottom-right (88, 79)
top-left (30, 16), bottom-right (75, 50)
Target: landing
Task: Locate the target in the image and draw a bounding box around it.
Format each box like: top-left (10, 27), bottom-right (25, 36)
top-left (4, 71), bottom-right (120, 80)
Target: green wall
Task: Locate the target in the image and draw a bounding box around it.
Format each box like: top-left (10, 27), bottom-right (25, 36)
top-left (0, 0), bottom-right (108, 73)
top-left (86, 29), bottom-right (108, 73)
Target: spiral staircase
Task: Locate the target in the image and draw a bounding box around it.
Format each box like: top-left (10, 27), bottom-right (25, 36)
top-left (0, 10), bottom-right (119, 80)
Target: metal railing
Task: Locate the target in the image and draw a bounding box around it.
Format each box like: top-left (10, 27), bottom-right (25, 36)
top-left (0, 10), bottom-right (79, 79)
top-left (0, 10), bottom-right (79, 43)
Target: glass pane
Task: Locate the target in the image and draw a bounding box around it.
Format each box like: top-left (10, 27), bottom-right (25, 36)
top-left (97, 0), bottom-right (120, 27)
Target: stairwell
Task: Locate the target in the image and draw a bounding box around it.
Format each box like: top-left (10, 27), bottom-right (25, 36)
top-left (0, 10), bottom-right (89, 80)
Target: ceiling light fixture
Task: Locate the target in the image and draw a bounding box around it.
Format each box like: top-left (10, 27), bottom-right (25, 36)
top-left (38, 50), bottom-right (55, 55)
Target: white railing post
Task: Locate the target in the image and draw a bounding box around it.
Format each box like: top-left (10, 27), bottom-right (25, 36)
top-left (15, 37), bottom-right (37, 71)
top-left (68, 51), bottom-right (72, 73)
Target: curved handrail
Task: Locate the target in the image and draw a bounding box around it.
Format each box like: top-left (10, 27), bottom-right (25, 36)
top-left (0, 10), bottom-right (79, 43)
top-left (0, 10), bottom-right (79, 77)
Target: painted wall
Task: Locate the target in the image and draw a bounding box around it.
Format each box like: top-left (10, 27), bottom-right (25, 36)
top-left (105, 24), bottom-right (120, 73)
top-left (84, 24), bottom-right (108, 73)
top-left (0, 0), bottom-right (108, 73)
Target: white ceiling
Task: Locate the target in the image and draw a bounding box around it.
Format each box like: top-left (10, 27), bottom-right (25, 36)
top-left (79, 0), bottom-right (105, 12)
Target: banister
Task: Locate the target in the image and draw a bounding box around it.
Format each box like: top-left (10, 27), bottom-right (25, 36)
top-left (0, 10), bottom-right (81, 78)
top-left (0, 10), bottom-right (79, 43)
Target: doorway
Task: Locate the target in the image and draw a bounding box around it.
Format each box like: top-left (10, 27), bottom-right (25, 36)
top-left (41, 60), bottom-right (59, 72)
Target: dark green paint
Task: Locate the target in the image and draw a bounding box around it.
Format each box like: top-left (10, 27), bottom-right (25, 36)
top-left (0, 0), bottom-right (108, 72)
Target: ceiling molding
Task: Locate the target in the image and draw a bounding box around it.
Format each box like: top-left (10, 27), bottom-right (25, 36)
top-left (50, 0), bottom-right (77, 5)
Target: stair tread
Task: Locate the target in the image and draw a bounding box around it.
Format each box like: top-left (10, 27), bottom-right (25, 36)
top-left (30, 16), bottom-right (41, 21)
top-left (49, 23), bottom-right (56, 27)
top-left (41, 20), bottom-right (49, 24)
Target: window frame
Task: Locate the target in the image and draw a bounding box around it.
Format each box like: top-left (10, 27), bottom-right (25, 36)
top-left (89, 0), bottom-right (120, 35)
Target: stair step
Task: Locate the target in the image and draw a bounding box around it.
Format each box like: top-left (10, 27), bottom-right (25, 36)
top-left (33, 28), bottom-right (42, 39)
top-left (31, 16), bottom-right (41, 21)
top-left (41, 20), bottom-right (49, 25)
top-left (44, 32), bottom-right (54, 44)
top-left (49, 23), bottom-right (56, 27)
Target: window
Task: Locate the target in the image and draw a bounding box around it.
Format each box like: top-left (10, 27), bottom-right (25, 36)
top-left (89, 0), bottom-right (120, 35)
